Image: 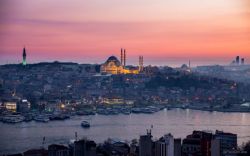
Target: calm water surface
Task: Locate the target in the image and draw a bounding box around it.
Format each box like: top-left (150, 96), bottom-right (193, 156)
top-left (0, 109), bottom-right (250, 154)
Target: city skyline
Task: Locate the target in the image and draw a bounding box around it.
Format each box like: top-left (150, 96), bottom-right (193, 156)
top-left (0, 0), bottom-right (250, 66)
top-left (1, 1), bottom-right (250, 155)
top-left (0, 47), bottom-right (248, 67)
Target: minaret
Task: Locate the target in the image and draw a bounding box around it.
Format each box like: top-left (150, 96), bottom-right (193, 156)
top-left (139, 56), bottom-right (144, 72)
top-left (123, 49), bottom-right (126, 67)
top-left (121, 48), bottom-right (123, 66)
top-left (22, 47), bottom-right (27, 66)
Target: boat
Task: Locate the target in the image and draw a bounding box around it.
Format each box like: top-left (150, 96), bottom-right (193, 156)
top-left (121, 109), bottom-right (131, 115)
top-left (166, 107), bottom-right (172, 110)
top-left (77, 110), bottom-right (95, 116)
top-left (131, 108), bottom-right (142, 114)
top-left (108, 109), bottom-right (119, 115)
top-left (49, 114), bottom-right (70, 120)
top-left (81, 121), bottom-right (90, 128)
top-left (34, 115), bottom-right (50, 122)
top-left (24, 115), bottom-right (33, 122)
top-left (2, 115), bottom-right (25, 123)
top-left (141, 108), bottom-right (155, 114)
top-left (97, 109), bottom-right (109, 115)
top-left (181, 104), bottom-right (188, 109)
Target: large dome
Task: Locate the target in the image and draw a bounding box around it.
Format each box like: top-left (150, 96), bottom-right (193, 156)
top-left (105, 56), bottom-right (121, 66)
top-left (107, 56), bottom-right (119, 62)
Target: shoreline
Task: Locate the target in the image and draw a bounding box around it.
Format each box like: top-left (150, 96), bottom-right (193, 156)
top-left (168, 106), bottom-right (250, 113)
top-left (1, 106), bottom-right (250, 125)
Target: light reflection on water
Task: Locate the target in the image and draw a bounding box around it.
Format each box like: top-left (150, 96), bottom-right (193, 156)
top-left (0, 109), bottom-right (250, 154)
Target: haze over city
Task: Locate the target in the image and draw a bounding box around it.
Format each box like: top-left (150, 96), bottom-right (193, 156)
top-left (1, 1), bottom-right (250, 155)
top-left (0, 0), bottom-right (249, 66)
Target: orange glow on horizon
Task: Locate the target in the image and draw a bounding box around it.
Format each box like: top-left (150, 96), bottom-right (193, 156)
top-left (0, 0), bottom-right (249, 66)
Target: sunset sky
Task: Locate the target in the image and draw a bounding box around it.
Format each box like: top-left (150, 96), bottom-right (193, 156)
top-left (0, 0), bottom-right (249, 66)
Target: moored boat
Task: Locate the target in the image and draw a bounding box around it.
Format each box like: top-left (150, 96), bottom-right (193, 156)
top-left (34, 115), bottom-right (50, 122)
top-left (24, 115), bottom-right (33, 122)
top-left (2, 115), bottom-right (25, 123)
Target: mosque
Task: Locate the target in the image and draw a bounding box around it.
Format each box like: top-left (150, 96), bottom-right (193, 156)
top-left (100, 49), bottom-right (143, 75)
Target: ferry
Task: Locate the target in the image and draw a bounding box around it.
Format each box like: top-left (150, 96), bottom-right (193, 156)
top-left (2, 115), bottom-right (25, 123)
top-left (81, 121), bottom-right (90, 128)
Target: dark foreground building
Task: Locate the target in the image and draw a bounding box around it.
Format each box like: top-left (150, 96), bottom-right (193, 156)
top-left (74, 139), bottom-right (96, 156)
top-left (23, 148), bottom-right (48, 156)
top-left (182, 131), bottom-right (212, 156)
top-left (48, 144), bottom-right (69, 156)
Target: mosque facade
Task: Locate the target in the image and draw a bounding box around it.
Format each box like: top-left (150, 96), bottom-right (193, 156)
top-left (100, 49), bottom-right (142, 75)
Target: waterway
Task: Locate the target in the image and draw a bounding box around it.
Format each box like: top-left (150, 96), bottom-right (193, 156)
top-left (0, 109), bottom-right (250, 154)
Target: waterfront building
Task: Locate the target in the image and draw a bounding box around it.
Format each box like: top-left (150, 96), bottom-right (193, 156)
top-left (4, 101), bottom-right (17, 112)
top-left (17, 99), bottom-right (31, 113)
top-left (102, 97), bottom-right (124, 105)
top-left (155, 133), bottom-right (174, 156)
top-left (139, 130), bottom-right (153, 156)
top-left (48, 144), bottom-right (69, 156)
